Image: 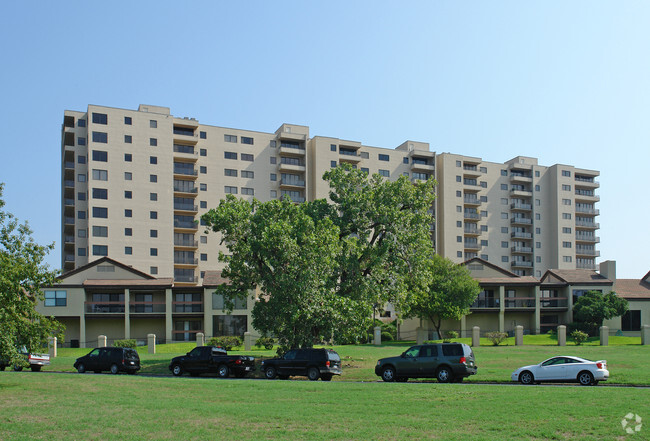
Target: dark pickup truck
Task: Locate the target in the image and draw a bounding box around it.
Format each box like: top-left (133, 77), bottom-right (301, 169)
top-left (169, 346), bottom-right (255, 378)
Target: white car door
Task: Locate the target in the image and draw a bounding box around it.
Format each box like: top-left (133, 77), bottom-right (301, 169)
top-left (563, 358), bottom-right (584, 380)
top-left (536, 357), bottom-right (567, 380)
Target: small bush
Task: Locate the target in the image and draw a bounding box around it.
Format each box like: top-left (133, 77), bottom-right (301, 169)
top-left (113, 339), bottom-right (136, 349)
top-left (571, 330), bottom-right (589, 345)
top-left (546, 329), bottom-right (556, 337)
top-left (255, 337), bottom-right (275, 350)
top-left (207, 336), bottom-right (242, 351)
top-left (443, 330), bottom-right (459, 343)
top-left (486, 332), bottom-right (508, 346)
top-left (381, 331), bottom-right (394, 342)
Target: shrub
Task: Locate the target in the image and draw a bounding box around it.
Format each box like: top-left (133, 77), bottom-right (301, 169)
top-left (571, 330), bottom-right (589, 346)
top-left (255, 337), bottom-right (275, 350)
top-left (546, 329), bottom-right (556, 337)
top-left (443, 330), bottom-right (459, 343)
top-left (486, 332), bottom-right (508, 346)
top-left (207, 336), bottom-right (243, 350)
top-left (381, 331), bottom-right (394, 342)
top-left (113, 339), bottom-right (136, 349)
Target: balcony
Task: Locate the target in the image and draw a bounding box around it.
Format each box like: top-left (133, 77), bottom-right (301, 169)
top-left (172, 302), bottom-right (203, 313)
top-left (577, 261), bottom-right (596, 270)
top-left (64, 235), bottom-right (75, 244)
top-left (64, 180), bottom-right (74, 188)
top-left (129, 302), bottom-right (166, 314)
top-left (64, 216), bottom-right (75, 225)
top-left (173, 167), bottom-right (198, 179)
top-left (174, 274), bottom-right (196, 283)
top-left (540, 297), bottom-right (569, 309)
top-left (575, 207), bottom-right (599, 215)
top-left (511, 246), bottom-right (533, 254)
top-left (471, 299), bottom-right (499, 309)
top-left (280, 178), bottom-right (306, 190)
top-left (464, 241), bottom-right (481, 251)
top-left (279, 142), bottom-right (306, 157)
top-left (510, 202), bottom-right (532, 211)
top-left (279, 195), bottom-right (306, 203)
top-left (174, 257), bottom-right (198, 266)
top-left (173, 144), bottom-right (199, 162)
top-left (64, 254), bottom-right (75, 263)
top-left (462, 165), bottom-right (481, 178)
top-left (575, 233), bottom-right (600, 243)
top-left (511, 231), bottom-right (532, 239)
top-left (575, 176), bottom-right (600, 188)
top-left (64, 161), bottom-right (74, 169)
top-left (173, 184), bottom-right (198, 196)
top-left (511, 260), bottom-right (533, 268)
top-left (574, 190), bottom-right (599, 202)
top-left (510, 217), bottom-right (532, 225)
top-left (64, 198), bottom-right (74, 207)
top-left (173, 126), bottom-right (198, 144)
top-left (575, 220), bottom-right (599, 229)
top-left (463, 196), bottom-right (480, 206)
top-left (510, 174), bottom-right (532, 183)
top-left (504, 297), bottom-right (536, 308)
top-left (339, 149), bottom-right (361, 164)
top-left (576, 248), bottom-right (600, 257)
top-left (464, 212), bottom-right (480, 220)
top-left (174, 203), bottom-right (198, 213)
top-left (174, 220), bottom-right (198, 230)
top-left (411, 161), bottom-right (435, 173)
top-left (278, 159), bottom-right (306, 172)
top-left (464, 227), bottom-right (479, 236)
top-left (174, 239), bottom-right (198, 248)
top-left (85, 302), bottom-right (125, 314)
top-left (510, 188), bottom-right (532, 197)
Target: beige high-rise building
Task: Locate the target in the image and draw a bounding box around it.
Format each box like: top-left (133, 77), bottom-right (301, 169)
top-left (61, 104), bottom-right (599, 283)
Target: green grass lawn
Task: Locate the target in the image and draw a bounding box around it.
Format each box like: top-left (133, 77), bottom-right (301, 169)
top-left (44, 338), bottom-right (650, 385)
top-left (0, 373), bottom-right (648, 440)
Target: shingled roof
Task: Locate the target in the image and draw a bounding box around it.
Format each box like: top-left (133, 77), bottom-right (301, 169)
top-left (614, 277), bottom-right (650, 299)
top-left (541, 269), bottom-right (613, 286)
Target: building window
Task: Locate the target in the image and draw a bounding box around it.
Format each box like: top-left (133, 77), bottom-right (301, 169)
top-left (536, 256), bottom-right (542, 263)
top-left (535, 227), bottom-right (541, 234)
top-left (270, 190), bottom-right (277, 198)
top-left (501, 227), bottom-right (508, 233)
top-left (125, 247), bottom-right (132, 255)
top-left (201, 253), bottom-right (208, 261)
top-left (92, 113), bottom-right (107, 124)
top-left (200, 166), bottom-right (207, 174)
top-left (44, 290), bottom-right (67, 307)
top-left (378, 154), bottom-right (389, 161)
top-left (125, 172), bottom-right (132, 181)
top-left (150, 175), bottom-right (157, 183)
top-left (92, 245), bottom-right (108, 256)
top-left (270, 140), bottom-right (276, 148)
top-left (225, 186), bottom-right (238, 194)
top-left (200, 201), bottom-right (207, 209)
top-left (360, 168), bottom-right (369, 174)
top-left (150, 120), bottom-right (157, 128)
top-left (456, 206), bottom-right (462, 213)
top-left (92, 169), bottom-right (108, 181)
top-left (480, 196), bottom-right (488, 202)
top-left (456, 176), bottom-right (461, 182)
top-left (125, 228), bottom-right (132, 236)
top-left (92, 132), bottom-right (108, 143)
top-left (457, 236), bottom-right (462, 243)
top-left (480, 181), bottom-right (487, 188)
top-left (535, 213), bottom-right (541, 220)
top-left (480, 254), bottom-right (488, 261)
top-left (150, 211), bottom-right (157, 219)
top-left (124, 191), bottom-right (132, 199)
top-left (200, 183), bottom-right (207, 191)
top-left (200, 236), bottom-right (207, 244)
top-left (92, 188), bottom-right (107, 199)
top-left (378, 169), bottom-right (389, 177)
top-left (456, 221), bottom-right (462, 227)
top-left (241, 153), bottom-right (254, 162)
top-left (78, 248), bottom-right (86, 257)
top-left (92, 226), bottom-right (108, 237)
top-left (501, 212), bottom-right (508, 219)
top-left (563, 213), bottom-right (572, 220)
top-left (535, 199), bottom-right (541, 206)
top-left (150, 248), bottom-right (158, 256)
top-left (241, 136), bottom-right (254, 145)
top-left (501, 241), bottom-right (508, 248)
top-left (562, 227), bottom-right (571, 234)
top-left (92, 207), bottom-right (108, 218)
top-left (536, 242), bottom-right (541, 248)
top-left (150, 266), bottom-right (158, 275)
top-left (535, 171), bottom-right (540, 177)
top-left (621, 310), bottom-right (641, 331)
top-left (501, 169), bottom-right (507, 176)
top-left (457, 251), bottom-right (463, 258)
top-left (270, 156), bottom-right (277, 164)
top-left (562, 170), bottom-right (571, 177)
top-left (150, 156), bottom-right (157, 165)
top-left (78, 119), bottom-right (86, 127)
top-left (562, 199), bottom-right (572, 205)
top-left (562, 184), bottom-right (571, 191)
top-left (224, 152), bottom-right (237, 160)
top-left (242, 187), bottom-right (254, 195)
top-left (150, 229), bottom-right (158, 238)
top-left (481, 240), bottom-right (488, 246)
top-left (124, 116), bottom-right (132, 125)
top-left (241, 171), bottom-right (254, 178)
top-left (200, 131), bottom-right (207, 139)
top-left (330, 144), bottom-right (337, 152)
top-left (563, 256), bottom-right (572, 262)
top-left (481, 225), bottom-right (488, 232)
top-left (501, 256), bottom-right (509, 263)
top-left (150, 138), bottom-right (157, 146)
top-left (500, 184), bottom-right (508, 190)
top-left (78, 229), bottom-right (87, 238)
top-left (330, 161), bottom-right (337, 168)
top-left (150, 193), bottom-right (157, 201)
top-left (224, 134), bottom-right (237, 143)
top-left (77, 155), bottom-right (86, 164)
top-left (563, 241), bottom-right (572, 248)
top-left (200, 149), bottom-right (207, 156)
top-left (225, 169), bottom-right (238, 177)
top-left (124, 135), bottom-right (132, 143)
top-left (535, 185), bottom-right (540, 191)
top-left (76, 174), bottom-right (86, 183)
top-left (456, 161), bottom-right (462, 167)
top-left (77, 211), bottom-right (86, 220)
top-left (78, 137), bottom-right (86, 146)
top-left (125, 209), bottom-right (132, 218)
top-left (77, 192), bottom-right (86, 201)
top-left (124, 153), bottom-right (132, 162)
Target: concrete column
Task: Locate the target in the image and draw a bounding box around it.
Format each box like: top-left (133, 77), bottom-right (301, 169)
top-left (557, 325), bottom-right (566, 346)
top-left (533, 286), bottom-right (541, 335)
top-left (599, 326), bottom-right (609, 346)
top-left (498, 286), bottom-right (505, 333)
top-left (515, 325), bottom-right (524, 346)
top-left (147, 334), bottom-right (156, 354)
top-left (203, 288), bottom-right (213, 337)
top-left (165, 288), bottom-right (173, 345)
top-left (80, 315), bottom-right (86, 348)
top-left (460, 315), bottom-right (467, 338)
top-left (416, 327), bottom-right (427, 345)
top-left (374, 327), bottom-right (382, 346)
top-left (472, 326), bottom-right (480, 347)
top-left (196, 332), bottom-right (205, 347)
top-left (48, 337), bottom-right (57, 358)
top-left (244, 332), bottom-right (253, 350)
top-left (98, 335), bottom-right (107, 348)
top-left (636, 324), bottom-right (650, 345)
top-left (124, 289), bottom-right (130, 340)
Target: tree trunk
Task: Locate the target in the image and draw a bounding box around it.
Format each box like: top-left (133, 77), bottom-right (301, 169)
top-left (431, 316), bottom-right (443, 340)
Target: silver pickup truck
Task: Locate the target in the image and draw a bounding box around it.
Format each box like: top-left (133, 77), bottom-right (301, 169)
top-left (0, 349), bottom-right (50, 372)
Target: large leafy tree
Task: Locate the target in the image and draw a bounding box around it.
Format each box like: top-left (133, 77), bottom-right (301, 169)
top-left (404, 255), bottom-right (481, 340)
top-left (202, 165), bottom-right (436, 350)
top-left (573, 290), bottom-right (628, 335)
top-left (0, 184), bottom-right (64, 366)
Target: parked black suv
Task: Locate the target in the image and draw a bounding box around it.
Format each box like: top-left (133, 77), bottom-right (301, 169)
top-left (375, 343), bottom-right (477, 383)
top-left (261, 348), bottom-right (342, 381)
top-left (74, 347), bottom-right (141, 374)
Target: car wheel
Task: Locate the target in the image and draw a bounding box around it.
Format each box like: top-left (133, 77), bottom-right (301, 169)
top-left (436, 366), bottom-right (452, 383)
top-left (321, 374), bottom-right (333, 381)
top-left (77, 363), bottom-right (86, 374)
top-left (307, 367), bottom-right (320, 381)
top-left (110, 364), bottom-right (119, 375)
top-left (171, 364), bottom-right (183, 376)
top-left (31, 366), bottom-right (41, 372)
top-left (264, 366), bottom-right (277, 380)
top-left (578, 371), bottom-right (594, 386)
top-left (13, 365), bottom-right (23, 372)
top-left (217, 364), bottom-right (230, 379)
top-left (519, 370), bottom-right (534, 385)
top-left (381, 366), bottom-right (396, 382)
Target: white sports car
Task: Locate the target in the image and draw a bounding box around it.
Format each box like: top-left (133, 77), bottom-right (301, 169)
top-left (511, 356), bottom-right (609, 386)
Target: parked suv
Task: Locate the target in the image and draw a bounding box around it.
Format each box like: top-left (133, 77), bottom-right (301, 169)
top-left (375, 343), bottom-right (477, 383)
top-left (261, 348), bottom-right (342, 381)
top-left (74, 347), bottom-right (140, 375)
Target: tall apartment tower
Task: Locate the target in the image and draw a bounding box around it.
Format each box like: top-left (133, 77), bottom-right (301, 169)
top-left (61, 104), bottom-right (599, 282)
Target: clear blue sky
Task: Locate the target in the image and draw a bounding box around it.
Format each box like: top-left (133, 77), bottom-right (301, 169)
top-left (1, 1), bottom-right (648, 278)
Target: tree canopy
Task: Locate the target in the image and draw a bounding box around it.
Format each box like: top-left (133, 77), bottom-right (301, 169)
top-left (202, 165), bottom-right (436, 350)
top-left (0, 184), bottom-right (64, 366)
top-left (403, 254), bottom-right (481, 340)
top-left (573, 290), bottom-right (628, 335)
